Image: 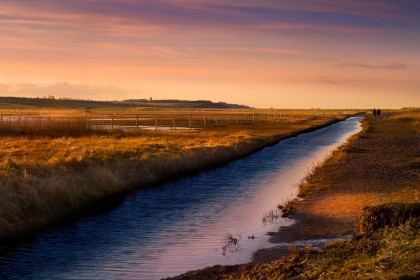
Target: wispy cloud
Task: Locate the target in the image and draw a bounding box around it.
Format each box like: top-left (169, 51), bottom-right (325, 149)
top-left (1, 0), bottom-right (418, 56)
top-left (3, 0), bottom-right (416, 34)
top-left (337, 62), bottom-right (409, 70)
top-left (255, 23), bottom-right (380, 34)
top-left (288, 76), bottom-right (340, 85)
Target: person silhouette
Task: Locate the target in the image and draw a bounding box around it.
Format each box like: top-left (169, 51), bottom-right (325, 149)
top-left (377, 108), bottom-right (381, 117)
top-left (373, 108), bottom-right (377, 118)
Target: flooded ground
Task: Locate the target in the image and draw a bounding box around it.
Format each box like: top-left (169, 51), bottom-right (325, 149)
top-left (0, 115), bottom-right (197, 131)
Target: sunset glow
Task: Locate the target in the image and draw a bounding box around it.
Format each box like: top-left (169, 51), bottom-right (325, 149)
top-left (1, 0), bottom-right (419, 108)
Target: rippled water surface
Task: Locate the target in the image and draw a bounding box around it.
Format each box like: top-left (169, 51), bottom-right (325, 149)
top-left (0, 118), bottom-right (362, 280)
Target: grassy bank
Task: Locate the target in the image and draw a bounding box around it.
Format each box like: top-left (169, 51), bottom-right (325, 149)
top-left (0, 108), bottom-right (355, 240)
top-left (168, 109), bottom-right (419, 279)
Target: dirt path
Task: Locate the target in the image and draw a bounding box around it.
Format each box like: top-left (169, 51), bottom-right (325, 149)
top-left (253, 113), bottom-right (420, 263)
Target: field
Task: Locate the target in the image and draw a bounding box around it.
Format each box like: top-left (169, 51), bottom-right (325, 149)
top-left (0, 107), bottom-right (359, 240)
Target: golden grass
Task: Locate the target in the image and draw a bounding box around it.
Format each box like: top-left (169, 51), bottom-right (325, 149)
top-left (0, 109), bottom-right (359, 168)
top-left (388, 111), bottom-right (420, 127)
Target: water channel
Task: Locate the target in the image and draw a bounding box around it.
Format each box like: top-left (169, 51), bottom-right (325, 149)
top-left (0, 117), bottom-right (362, 280)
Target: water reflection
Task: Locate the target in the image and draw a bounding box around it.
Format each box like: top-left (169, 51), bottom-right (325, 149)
top-left (0, 117), bottom-right (362, 280)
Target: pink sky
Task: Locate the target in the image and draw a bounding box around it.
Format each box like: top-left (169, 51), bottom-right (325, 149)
top-left (0, 0), bottom-right (419, 108)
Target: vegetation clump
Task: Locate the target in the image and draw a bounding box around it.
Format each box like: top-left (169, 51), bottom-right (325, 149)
top-left (356, 203), bottom-right (420, 237)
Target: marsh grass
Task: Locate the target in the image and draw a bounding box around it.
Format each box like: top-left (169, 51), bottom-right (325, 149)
top-left (388, 111), bottom-right (420, 127)
top-left (0, 114), bottom-right (93, 137)
top-left (262, 209), bottom-right (281, 224)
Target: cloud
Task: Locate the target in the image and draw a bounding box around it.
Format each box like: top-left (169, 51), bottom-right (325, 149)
top-left (255, 23), bottom-right (380, 34)
top-left (2, 0), bottom-right (418, 60)
top-left (288, 76), bottom-right (340, 85)
top-left (337, 62), bottom-right (409, 70)
top-left (3, 0), bottom-right (416, 34)
top-left (205, 0), bottom-right (420, 22)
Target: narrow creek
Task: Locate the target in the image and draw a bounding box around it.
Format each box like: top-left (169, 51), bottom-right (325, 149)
top-left (0, 117), bottom-right (362, 280)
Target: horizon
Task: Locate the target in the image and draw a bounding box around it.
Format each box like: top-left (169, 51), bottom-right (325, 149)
top-left (1, 1), bottom-right (419, 109)
top-left (1, 95), bottom-right (410, 110)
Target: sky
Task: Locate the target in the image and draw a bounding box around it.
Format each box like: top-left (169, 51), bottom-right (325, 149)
top-left (0, 0), bottom-right (419, 108)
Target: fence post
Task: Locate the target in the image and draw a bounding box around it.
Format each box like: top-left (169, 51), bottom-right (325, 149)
top-left (85, 114), bottom-right (90, 131)
top-left (136, 115), bottom-right (139, 132)
top-left (253, 113), bottom-right (255, 123)
top-left (155, 115), bottom-right (158, 131)
top-left (226, 114), bottom-right (229, 126)
top-left (111, 117), bottom-right (114, 131)
top-left (173, 118), bottom-right (175, 130)
top-left (189, 115), bottom-right (192, 128)
top-left (203, 115), bottom-right (206, 127)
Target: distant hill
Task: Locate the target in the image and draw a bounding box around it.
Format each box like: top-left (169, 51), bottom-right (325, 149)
top-left (125, 99), bottom-right (250, 109)
top-left (0, 96), bottom-right (250, 109)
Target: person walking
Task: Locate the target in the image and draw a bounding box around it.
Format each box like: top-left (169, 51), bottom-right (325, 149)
top-left (373, 108), bottom-right (377, 118)
top-left (377, 108), bottom-right (381, 117)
